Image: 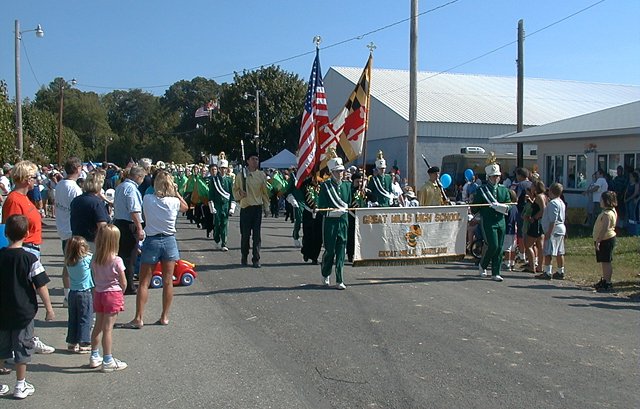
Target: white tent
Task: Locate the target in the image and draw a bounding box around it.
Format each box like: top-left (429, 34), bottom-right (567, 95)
top-left (261, 149), bottom-right (296, 169)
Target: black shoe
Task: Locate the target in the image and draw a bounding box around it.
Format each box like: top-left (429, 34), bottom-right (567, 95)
top-left (593, 278), bottom-right (606, 289)
top-left (303, 256), bottom-right (309, 262)
top-left (595, 282), bottom-right (612, 292)
top-left (552, 272), bottom-right (564, 280)
top-left (253, 262), bottom-right (261, 268)
top-left (347, 256), bottom-right (353, 263)
top-left (311, 259), bottom-right (318, 265)
top-left (534, 273), bottom-right (551, 280)
top-left (241, 259), bottom-right (248, 266)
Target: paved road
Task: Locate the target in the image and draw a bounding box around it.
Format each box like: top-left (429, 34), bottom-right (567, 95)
top-left (2, 215), bottom-right (638, 408)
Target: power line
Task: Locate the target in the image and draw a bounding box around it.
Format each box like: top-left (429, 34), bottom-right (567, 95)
top-left (21, 40), bottom-right (42, 89)
top-left (78, 0), bottom-right (461, 92)
top-left (378, 0), bottom-right (607, 97)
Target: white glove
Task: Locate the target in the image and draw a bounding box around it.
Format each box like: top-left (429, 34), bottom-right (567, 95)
top-left (312, 209), bottom-right (317, 219)
top-left (286, 194), bottom-right (296, 205)
top-left (229, 201), bottom-right (237, 215)
top-left (208, 201), bottom-right (217, 214)
top-left (328, 208), bottom-right (347, 218)
top-left (490, 202), bottom-right (509, 215)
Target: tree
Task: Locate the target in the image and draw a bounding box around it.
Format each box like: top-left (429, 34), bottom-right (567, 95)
top-left (103, 89), bottom-right (190, 165)
top-left (34, 78), bottom-right (112, 162)
top-left (206, 66), bottom-right (305, 162)
top-left (0, 80), bottom-right (15, 163)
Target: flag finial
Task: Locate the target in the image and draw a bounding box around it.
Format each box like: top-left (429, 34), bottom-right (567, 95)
top-left (313, 36), bottom-right (322, 48)
top-left (367, 42), bottom-right (377, 53)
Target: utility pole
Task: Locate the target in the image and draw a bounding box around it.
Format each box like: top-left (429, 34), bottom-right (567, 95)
top-left (516, 19), bottom-right (524, 168)
top-left (408, 0), bottom-right (418, 188)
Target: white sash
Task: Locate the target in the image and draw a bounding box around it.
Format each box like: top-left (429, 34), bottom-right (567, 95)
top-left (212, 176), bottom-right (230, 200)
top-left (325, 182), bottom-right (348, 209)
top-left (372, 176), bottom-right (394, 200)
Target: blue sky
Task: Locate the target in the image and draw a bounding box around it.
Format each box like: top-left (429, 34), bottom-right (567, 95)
top-left (3, 0), bottom-right (639, 100)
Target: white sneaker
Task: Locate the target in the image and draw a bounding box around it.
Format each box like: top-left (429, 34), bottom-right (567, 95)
top-left (492, 275), bottom-right (504, 282)
top-left (221, 246), bottom-right (229, 252)
top-left (293, 238), bottom-right (302, 248)
top-left (0, 384), bottom-right (9, 396)
top-left (89, 355), bottom-right (103, 369)
top-left (33, 337), bottom-right (55, 354)
top-left (322, 276), bottom-right (330, 286)
top-left (101, 357), bottom-right (127, 373)
top-left (478, 266), bottom-right (488, 278)
top-left (13, 381), bottom-right (34, 399)
top-left (337, 282), bottom-right (347, 290)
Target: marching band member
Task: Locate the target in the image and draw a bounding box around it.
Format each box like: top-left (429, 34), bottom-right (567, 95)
top-left (208, 152), bottom-right (235, 251)
top-left (318, 152), bottom-right (352, 289)
top-left (418, 166), bottom-right (447, 206)
top-left (300, 176), bottom-right (323, 264)
top-left (285, 169), bottom-right (304, 248)
top-left (367, 151), bottom-right (393, 207)
top-left (472, 154), bottom-right (512, 282)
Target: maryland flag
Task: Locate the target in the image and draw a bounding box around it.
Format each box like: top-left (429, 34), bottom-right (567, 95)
top-left (318, 53), bottom-right (372, 174)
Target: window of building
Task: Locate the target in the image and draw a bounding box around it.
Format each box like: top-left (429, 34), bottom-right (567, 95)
top-left (545, 155), bottom-right (564, 187)
top-left (567, 154), bottom-right (587, 189)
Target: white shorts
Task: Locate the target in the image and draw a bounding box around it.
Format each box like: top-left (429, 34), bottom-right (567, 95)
top-left (502, 234), bottom-right (517, 252)
top-left (543, 234), bottom-right (565, 256)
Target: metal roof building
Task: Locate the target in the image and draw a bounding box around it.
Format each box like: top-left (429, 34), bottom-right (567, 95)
top-left (491, 101), bottom-right (640, 217)
top-left (323, 67), bottom-right (640, 186)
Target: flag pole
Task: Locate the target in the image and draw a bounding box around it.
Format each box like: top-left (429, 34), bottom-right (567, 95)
top-left (360, 43), bottom-right (375, 177)
top-left (312, 35), bottom-right (322, 178)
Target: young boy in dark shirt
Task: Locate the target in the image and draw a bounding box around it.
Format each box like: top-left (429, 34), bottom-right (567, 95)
top-left (0, 215), bottom-right (54, 399)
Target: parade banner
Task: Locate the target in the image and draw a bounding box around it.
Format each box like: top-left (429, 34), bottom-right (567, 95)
top-left (353, 205), bottom-right (468, 266)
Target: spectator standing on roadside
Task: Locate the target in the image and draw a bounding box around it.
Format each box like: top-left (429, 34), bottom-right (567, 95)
top-left (592, 191), bottom-right (618, 292)
top-left (113, 166), bottom-right (146, 295)
top-left (70, 170), bottom-right (110, 251)
top-left (125, 171), bottom-right (188, 329)
top-left (2, 161), bottom-right (56, 355)
top-left (584, 169), bottom-right (608, 226)
top-left (55, 157), bottom-right (83, 305)
top-left (0, 215), bottom-right (54, 399)
top-left (536, 183), bottom-right (566, 280)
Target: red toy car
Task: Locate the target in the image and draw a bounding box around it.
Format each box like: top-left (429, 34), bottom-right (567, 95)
top-left (150, 259), bottom-right (197, 288)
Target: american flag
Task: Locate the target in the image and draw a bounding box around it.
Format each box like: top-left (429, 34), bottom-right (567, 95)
top-left (296, 49), bottom-right (328, 188)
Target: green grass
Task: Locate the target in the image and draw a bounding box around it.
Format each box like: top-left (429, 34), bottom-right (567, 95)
top-left (563, 225), bottom-right (640, 299)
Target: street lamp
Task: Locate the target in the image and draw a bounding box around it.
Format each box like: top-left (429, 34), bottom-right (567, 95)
top-left (58, 78), bottom-right (77, 166)
top-left (15, 20), bottom-right (44, 160)
top-left (242, 90), bottom-right (262, 157)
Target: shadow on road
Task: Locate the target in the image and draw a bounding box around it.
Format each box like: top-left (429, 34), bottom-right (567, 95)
top-left (175, 283), bottom-right (332, 296)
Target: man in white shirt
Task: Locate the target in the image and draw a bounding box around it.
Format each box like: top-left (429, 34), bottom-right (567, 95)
top-left (54, 157), bottom-right (83, 304)
top-left (586, 169), bottom-right (608, 226)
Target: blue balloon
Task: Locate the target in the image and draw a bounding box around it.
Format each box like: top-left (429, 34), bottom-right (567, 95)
top-left (464, 168), bottom-right (474, 182)
top-left (440, 173), bottom-right (452, 189)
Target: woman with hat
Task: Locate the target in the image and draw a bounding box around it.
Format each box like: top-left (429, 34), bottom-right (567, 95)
top-left (472, 154), bottom-right (512, 282)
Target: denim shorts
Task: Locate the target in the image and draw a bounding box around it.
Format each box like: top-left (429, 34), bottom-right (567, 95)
top-left (140, 234), bottom-right (180, 265)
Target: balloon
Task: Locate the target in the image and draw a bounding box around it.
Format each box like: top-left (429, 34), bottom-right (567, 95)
top-left (440, 173), bottom-right (452, 189)
top-left (464, 168), bottom-right (474, 182)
